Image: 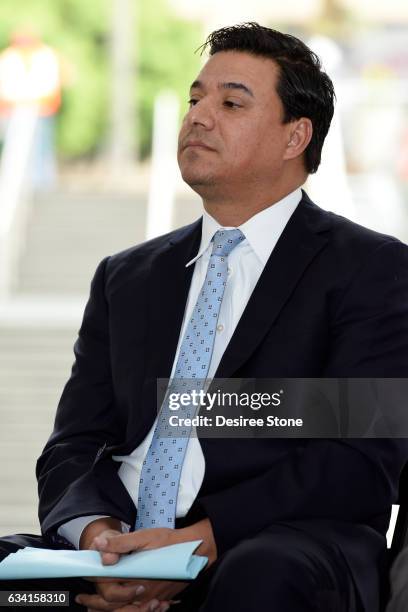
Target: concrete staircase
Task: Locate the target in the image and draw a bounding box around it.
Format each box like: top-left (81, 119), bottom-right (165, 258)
top-left (16, 192), bottom-right (147, 295)
top-left (0, 326), bottom-right (77, 535)
top-left (0, 188), bottom-right (201, 537)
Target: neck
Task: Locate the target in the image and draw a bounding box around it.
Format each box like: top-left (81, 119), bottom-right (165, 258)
top-left (201, 178), bottom-right (306, 227)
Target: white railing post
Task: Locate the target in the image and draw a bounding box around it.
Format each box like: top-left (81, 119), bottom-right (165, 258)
top-left (0, 106), bottom-right (38, 299)
top-left (146, 91), bottom-right (179, 240)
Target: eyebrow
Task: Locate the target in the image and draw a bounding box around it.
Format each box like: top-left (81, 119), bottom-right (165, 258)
top-left (190, 79), bottom-right (254, 98)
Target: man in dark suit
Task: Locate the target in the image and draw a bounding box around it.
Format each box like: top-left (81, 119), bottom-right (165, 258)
top-left (1, 22), bottom-right (408, 612)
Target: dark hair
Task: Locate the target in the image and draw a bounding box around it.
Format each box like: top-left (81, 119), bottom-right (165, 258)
top-left (199, 22), bottom-right (335, 174)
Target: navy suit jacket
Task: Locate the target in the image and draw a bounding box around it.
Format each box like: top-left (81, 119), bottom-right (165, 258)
top-left (36, 191), bottom-right (408, 611)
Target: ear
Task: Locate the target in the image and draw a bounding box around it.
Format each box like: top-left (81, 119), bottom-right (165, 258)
top-left (283, 118), bottom-right (313, 162)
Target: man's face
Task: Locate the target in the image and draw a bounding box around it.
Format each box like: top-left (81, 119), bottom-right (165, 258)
top-left (177, 50), bottom-right (295, 195)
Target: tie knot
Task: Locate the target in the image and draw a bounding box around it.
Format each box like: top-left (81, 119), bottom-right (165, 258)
top-left (211, 228), bottom-right (245, 257)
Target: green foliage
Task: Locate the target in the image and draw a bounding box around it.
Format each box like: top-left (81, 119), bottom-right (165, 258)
top-left (0, 0), bottom-right (201, 158)
top-left (138, 0), bottom-right (202, 158)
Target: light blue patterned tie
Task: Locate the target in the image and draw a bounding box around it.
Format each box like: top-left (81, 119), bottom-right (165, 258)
top-left (135, 228), bottom-right (244, 530)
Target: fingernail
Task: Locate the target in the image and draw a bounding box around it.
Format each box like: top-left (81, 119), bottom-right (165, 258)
top-left (135, 585), bottom-right (145, 595)
top-left (150, 601), bottom-right (160, 611)
top-left (74, 596), bottom-right (81, 604)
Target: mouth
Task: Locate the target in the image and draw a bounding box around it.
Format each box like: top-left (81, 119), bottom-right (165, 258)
top-left (183, 141), bottom-right (215, 151)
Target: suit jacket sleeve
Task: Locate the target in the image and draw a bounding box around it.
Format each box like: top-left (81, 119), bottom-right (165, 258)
top-left (197, 240), bottom-right (408, 556)
top-left (36, 256), bottom-right (134, 536)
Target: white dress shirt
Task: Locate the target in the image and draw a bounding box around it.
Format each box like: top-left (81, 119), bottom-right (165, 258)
top-left (58, 188), bottom-right (302, 548)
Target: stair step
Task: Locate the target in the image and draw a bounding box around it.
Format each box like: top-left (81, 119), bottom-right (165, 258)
top-left (0, 487), bottom-right (38, 505)
top-left (0, 424), bottom-right (52, 438)
top-left (0, 190), bottom-right (152, 536)
top-left (0, 504), bottom-right (41, 534)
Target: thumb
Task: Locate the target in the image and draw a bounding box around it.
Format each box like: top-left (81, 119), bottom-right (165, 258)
top-left (91, 529), bottom-right (123, 565)
top-left (94, 532), bottom-right (148, 555)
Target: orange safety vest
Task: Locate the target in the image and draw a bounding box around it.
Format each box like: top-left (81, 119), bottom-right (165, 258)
top-left (0, 44), bottom-right (61, 117)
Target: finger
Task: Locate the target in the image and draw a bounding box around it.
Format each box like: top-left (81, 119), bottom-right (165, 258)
top-left (100, 551), bottom-right (121, 565)
top-left (136, 599), bottom-right (161, 612)
top-left (78, 593), bottom-right (141, 611)
top-left (115, 605), bottom-right (143, 611)
top-left (86, 580), bottom-right (145, 596)
top-left (88, 609), bottom-right (130, 612)
top-left (90, 536), bottom-right (122, 566)
top-left (88, 529), bottom-right (123, 553)
top-left (76, 593), bottom-right (123, 611)
top-left (76, 584), bottom-right (145, 609)
top-left (94, 532), bottom-right (149, 555)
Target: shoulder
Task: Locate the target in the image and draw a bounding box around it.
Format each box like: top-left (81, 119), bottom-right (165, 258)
top-left (93, 219), bottom-right (201, 293)
top-left (107, 218), bottom-right (201, 268)
top-left (302, 191), bottom-right (408, 265)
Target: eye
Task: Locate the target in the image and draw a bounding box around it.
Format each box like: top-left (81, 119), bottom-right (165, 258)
top-left (188, 98), bottom-right (199, 107)
top-left (223, 100), bottom-right (242, 109)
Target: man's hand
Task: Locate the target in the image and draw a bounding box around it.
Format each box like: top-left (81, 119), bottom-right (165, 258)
top-left (76, 518), bottom-right (217, 611)
top-left (78, 518), bottom-right (151, 610)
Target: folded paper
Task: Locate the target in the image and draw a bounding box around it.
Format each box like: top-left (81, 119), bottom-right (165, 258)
top-left (0, 539), bottom-right (207, 580)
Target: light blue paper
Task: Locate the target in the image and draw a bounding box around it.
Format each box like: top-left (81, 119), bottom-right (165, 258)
top-left (0, 540), bottom-right (207, 580)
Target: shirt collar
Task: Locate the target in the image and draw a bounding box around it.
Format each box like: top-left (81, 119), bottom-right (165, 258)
top-left (186, 187), bottom-right (302, 267)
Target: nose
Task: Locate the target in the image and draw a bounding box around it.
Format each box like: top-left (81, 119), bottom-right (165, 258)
top-left (186, 98), bottom-right (215, 130)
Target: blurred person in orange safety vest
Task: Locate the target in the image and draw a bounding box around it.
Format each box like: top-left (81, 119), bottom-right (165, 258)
top-left (0, 27), bottom-right (63, 190)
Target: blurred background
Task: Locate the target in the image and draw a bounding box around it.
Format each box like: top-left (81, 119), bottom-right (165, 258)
top-left (0, 0), bottom-right (407, 538)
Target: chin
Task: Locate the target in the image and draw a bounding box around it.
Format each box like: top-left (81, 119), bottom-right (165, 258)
top-left (180, 168), bottom-right (215, 191)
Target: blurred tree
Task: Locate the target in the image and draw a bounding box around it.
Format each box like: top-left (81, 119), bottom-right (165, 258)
top-left (138, 0), bottom-right (201, 158)
top-left (0, 0), bottom-right (201, 159)
top-left (305, 0), bottom-right (356, 39)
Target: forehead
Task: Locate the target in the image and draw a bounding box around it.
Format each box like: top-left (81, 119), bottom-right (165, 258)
top-left (194, 50), bottom-right (279, 96)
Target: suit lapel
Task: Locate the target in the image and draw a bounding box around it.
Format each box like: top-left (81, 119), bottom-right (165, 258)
top-left (122, 220), bottom-right (203, 450)
top-left (214, 193), bottom-right (331, 378)
top-left (144, 219), bottom-right (202, 382)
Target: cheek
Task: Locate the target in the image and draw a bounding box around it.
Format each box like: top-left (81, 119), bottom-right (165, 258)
top-left (226, 128), bottom-right (259, 161)
top-left (227, 119), bottom-right (275, 156)
top-left (229, 133), bottom-right (274, 170)
top-left (257, 127), bottom-right (288, 161)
